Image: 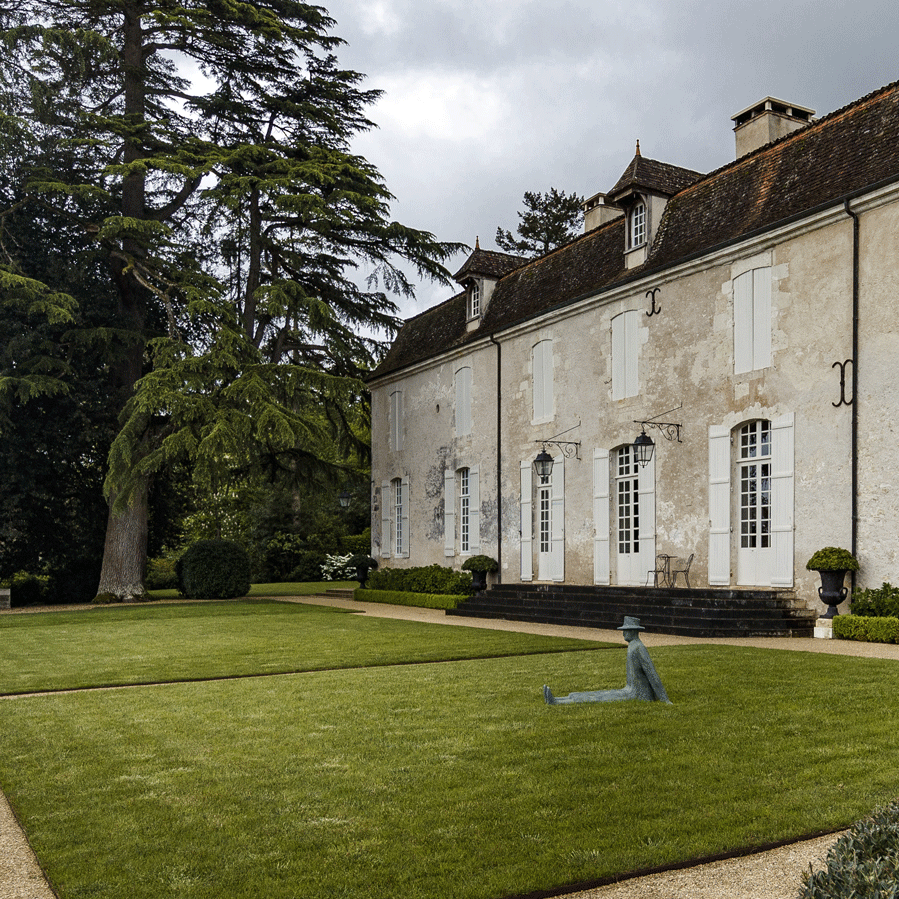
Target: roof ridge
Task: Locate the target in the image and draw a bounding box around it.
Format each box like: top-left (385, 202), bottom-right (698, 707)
top-left (679, 78), bottom-right (899, 192)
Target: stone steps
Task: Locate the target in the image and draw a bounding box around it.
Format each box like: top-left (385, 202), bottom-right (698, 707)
top-left (447, 583), bottom-right (816, 638)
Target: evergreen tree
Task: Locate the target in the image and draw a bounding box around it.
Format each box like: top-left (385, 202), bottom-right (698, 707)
top-left (0, 1), bottom-right (460, 599)
top-left (495, 187), bottom-right (585, 257)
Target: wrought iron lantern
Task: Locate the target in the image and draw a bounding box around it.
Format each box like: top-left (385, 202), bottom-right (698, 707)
top-left (632, 405), bottom-right (683, 469)
top-left (533, 448), bottom-right (555, 479)
top-left (633, 430), bottom-right (655, 467)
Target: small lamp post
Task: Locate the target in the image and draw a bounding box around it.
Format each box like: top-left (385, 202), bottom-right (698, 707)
top-left (338, 489), bottom-right (351, 509)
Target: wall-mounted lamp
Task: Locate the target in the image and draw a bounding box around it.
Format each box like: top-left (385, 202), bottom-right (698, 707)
top-left (632, 405), bottom-right (683, 469)
top-left (532, 423), bottom-right (581, 478)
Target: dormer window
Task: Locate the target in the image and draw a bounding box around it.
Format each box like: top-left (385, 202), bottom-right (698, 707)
top-left (468, 280), bottom-right (481, 319)
top-left (629, 202), bottom-right (646, 248)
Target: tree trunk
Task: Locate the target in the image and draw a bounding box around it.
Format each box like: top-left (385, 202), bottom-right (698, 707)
top-left (96, 481), bottom-right (149, 601)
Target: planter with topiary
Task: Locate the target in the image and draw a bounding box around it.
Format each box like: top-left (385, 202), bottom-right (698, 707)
top-left (347, 555), bottom-right (378, 588)
top-left (461, 555), bottom-right (498, 593)
top-left (806, 547), bottom-right (859, 618)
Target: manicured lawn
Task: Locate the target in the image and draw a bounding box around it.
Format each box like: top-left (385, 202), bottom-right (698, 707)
top-left (0, 600), bottom-right (604, 694)
top-left (0, 605), bottom-right (898, 898)
top-left (146, 580), bottom-right (358, 599)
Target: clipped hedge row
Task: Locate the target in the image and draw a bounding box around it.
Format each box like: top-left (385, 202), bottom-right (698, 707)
top-left (833, 614), bottom-right (899, 644)
top-left (366, 564), bottom-right (472, 596)
top-left (799, 799), bottom-right (899, 898)
top-left (354, 589), bottom-right (467, 611)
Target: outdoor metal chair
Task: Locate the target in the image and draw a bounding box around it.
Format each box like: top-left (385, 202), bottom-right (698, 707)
top-left (647, 554), bottom-right (671, 587)
top-left (669, 553), bottom-right (694, 588)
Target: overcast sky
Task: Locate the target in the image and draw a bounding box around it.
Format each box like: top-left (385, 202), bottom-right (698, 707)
top-left (320, 0), bottom-right (899, 320)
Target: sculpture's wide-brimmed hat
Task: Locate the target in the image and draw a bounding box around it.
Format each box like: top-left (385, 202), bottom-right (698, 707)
top-left (617, 616), bottom-right (645, 631)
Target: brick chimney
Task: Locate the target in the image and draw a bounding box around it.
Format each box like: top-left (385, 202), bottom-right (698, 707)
top-left (731, 97), bottom-right (815, 158)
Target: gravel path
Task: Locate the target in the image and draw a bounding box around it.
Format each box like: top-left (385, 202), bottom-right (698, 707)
top-left (3, 595), bottom-right (892, 899)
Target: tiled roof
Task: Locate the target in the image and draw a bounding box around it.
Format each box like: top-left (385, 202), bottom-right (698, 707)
top-left (453, 247), bottom-right (529, 281)
top-left (607, 152), bottom-right (704, 201)
top-left (370, 79), bottom-right (899, 382)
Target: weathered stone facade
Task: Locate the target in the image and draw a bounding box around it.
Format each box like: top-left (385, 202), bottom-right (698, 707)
top-left (368, 81), bottom-right (899, 616)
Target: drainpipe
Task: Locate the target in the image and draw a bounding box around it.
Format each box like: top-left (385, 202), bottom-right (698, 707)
top-left (843, 199), bottom-right (859, 588)
top-left (489, 334), bottom-right (502, 583)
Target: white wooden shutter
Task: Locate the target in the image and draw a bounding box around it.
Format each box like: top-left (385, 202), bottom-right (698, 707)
top-left (733, 271), bottom-right (753, 375)
top-left (520, 461), bottom-right (533, 581)
top-left (611, 315), bottom-right (626, 400)
top-left (752, 268), bottom-right (772, 371)
top-left (550, 458), bottom-right (565, 582)
top-left (381, 480), bottom-right (391, 558)
top-left (444, 468), bottom-right (455, 557)
top-left (625, 311), bottom-right (638, 397)
top-left (770, 413), bottom-right (795, 587)
top-left (400, 477), bottom-right (410, 559)
top-left (708, 426), bottom-right (731, 584)
top-left (533, 340), bottom-right (552, 420)
top-left (637, 453), bottom-right (656, 576)
top-left (469, 465), bottom-right (480, 554)
top-left (455, 366), bottom-right (471, 436)
top-left (593, 449), bottom-right (610, 584)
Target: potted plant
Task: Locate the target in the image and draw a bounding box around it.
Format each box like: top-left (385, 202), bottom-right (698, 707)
top-left (806, 547), bottom-right (859, 618)
top-left (347, 555), bottom-right (378, 589)
top-left (461, 555), bottom-right (498, 593)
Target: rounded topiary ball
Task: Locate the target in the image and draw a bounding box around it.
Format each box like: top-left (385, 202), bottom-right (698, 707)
top-left (176, 539), bottom-right (251, 599)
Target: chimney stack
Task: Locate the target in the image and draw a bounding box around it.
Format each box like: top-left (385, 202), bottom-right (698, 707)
top-left (731, 97), bottom-right (815, 158)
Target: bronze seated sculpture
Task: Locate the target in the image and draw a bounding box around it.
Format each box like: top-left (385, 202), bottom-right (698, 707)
top-left (543, 616), bottom-right (672, 705)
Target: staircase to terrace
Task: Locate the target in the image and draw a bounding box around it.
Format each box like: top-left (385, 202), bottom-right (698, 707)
top-left (446, 583), bottom-right (817, 638)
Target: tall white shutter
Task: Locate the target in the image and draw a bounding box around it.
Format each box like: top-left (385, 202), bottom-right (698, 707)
top-left (520, 461), bottom-right (533, 581)
top-left (444, 469), bottom-right (455, 557)
top-left (611, 315), bottom-right (626, 400)
top-left (770, 413), bottom-right (795, 587)
top-left (400, 477), bottom-right (410, 559)
top-left (637, 453), bottom-right (656, 576)
top-left (381, 480), bottom-right (391, 558)
top-left (469, 465), bottom-right (480, 554)
top-left (753, 268), bottom-right (772, 371)
top-left (733, 271), bottom-right (753, 374)
top-left (593, 449), bottom-right (610, 584)
top-left (625, 310), bottom-right (638, 397)
top-left (532, 340), bottom-right (553, 421)
top-left (550, 458), bottom-right (565, 582)
top-left (455, 367), bottom-right (471, 436)
top-left (708, 426), bottom-right (731, 584)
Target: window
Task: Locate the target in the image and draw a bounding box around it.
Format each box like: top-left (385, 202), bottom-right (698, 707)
top-left (611, 310), bottom-right (639, 400)
top-left (629, 202), bottom-right (646, 248)
top-left (459, 467), bottom-right (470, 553)
top-left (444, 466), bottom-right (479, 557)
top-left (733, 267), bottom-right (772, 373)
top-left (739, 420), bottom-right (771, 552)
top-left (469, 281), bottom-right (481, 318)
top-left (616, 446), bottom-right (640, 555)
top-left (389, 389), bottom-right (403, 451)
top-left (454, 365), bottom-right (472, 436)
top-left (382, 477), bottom-right (410, 558)
top-left (532, 338), bottom-right (553, 422)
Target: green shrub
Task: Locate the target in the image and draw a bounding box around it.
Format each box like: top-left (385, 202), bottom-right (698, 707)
top-left (354, 588), bottom-right (466, 610)
top-left (47, 558), bottom-right (103, 605)
top-left (9, 572), bottom-right (49, 607)
top-left (263, 532), bottom-right (308, 582)
top-left (833, 615), bottom-right (899, 644)
top-left (286, 551), bottom-right (329, 583)
top-left (366, 564), bottom-right (473, 596)
top-left (799, 799), bottom-right (899, 898)
top-left (144, 557), bottom-right (180, 591)
top-left (461, 555), bottom-right (499, 573)
top-left (176, 539), bottom-right (251, 599)
top-left (341, 532), bottom-right (372, 555)
top-left (321, 553), bottom-right (355, 581)
top-left (806, 547), bottom-right (859, 571)
top-left (851, 582), bottom-right (899, 618)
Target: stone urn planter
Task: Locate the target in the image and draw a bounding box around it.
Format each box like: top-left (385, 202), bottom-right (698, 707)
top-left (348, 556), bottom-right (378, 589)
top-left (461, 555), bottom-right (499, 594)
top-left (806, 547), bottom-right (859, 619)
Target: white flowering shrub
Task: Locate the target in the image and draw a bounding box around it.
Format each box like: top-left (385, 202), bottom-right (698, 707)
top-left (320, 553), bottom-right (355, 581)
